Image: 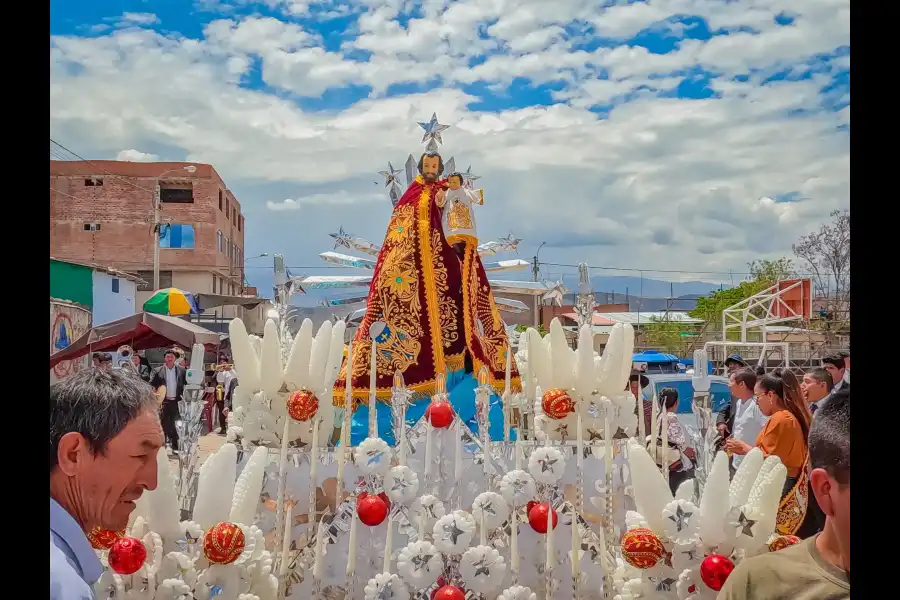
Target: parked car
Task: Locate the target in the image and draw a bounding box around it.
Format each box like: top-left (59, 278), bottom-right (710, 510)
top-left (645, 373), bottom-right (731, 440)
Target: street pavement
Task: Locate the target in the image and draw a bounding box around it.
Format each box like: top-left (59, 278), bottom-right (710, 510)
top-left (169, 431), bottom-right (228, 471)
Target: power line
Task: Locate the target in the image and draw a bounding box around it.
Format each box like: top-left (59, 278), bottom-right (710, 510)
top-left (539, 261), bottom-right (813, 278)
top-left (50, 138), bottom-right (158, 196)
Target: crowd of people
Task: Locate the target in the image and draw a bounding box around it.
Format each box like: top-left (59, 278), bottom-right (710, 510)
top-left (50, 348), bottom-right (850, 599)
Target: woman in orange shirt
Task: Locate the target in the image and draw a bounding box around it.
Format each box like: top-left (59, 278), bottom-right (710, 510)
top-left (725, 370), bottom-right (815, 536)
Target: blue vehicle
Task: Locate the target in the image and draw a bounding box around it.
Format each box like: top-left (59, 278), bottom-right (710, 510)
top-left (645, 373), bottom-right (731, 436)
top-left (633, 350), bottom-right (681, 374)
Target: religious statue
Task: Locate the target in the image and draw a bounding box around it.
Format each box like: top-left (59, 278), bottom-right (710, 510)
top-left (437, 171), bottom-right (484, 256)
top-left (333, 115), bottom-right (520, 445)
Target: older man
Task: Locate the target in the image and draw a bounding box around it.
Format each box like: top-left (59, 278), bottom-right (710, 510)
top-left (50, 369), bottom-right (163, 599)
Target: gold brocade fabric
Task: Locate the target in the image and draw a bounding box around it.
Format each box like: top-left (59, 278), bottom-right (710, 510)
top-left (448, 200), bottom-right (474, 230)
top-left (333, 176), bottom-right (520, 408)
top-left (776, 456), bottom-right (810, 536)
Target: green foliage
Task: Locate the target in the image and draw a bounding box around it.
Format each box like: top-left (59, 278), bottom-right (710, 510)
top-left (747, 258), bottom-right (797, 283)
top-left (514, 324), bottom-right (548, 337)
top-left (641, 315), bottom-right (699, 354)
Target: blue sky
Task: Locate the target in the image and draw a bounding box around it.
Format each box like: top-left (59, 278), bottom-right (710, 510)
top-left (50, 0), bottom-right (850, 300)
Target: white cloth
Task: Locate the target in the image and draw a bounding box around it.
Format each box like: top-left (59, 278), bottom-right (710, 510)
top-left (659, 412), bottom-right (693, 472)
top-left (843, 369), bottom-right (850, 385)
top-left (441, 187), bottom-right (483, 244)
top-left (164, 366), bottom-right (177, 400)
top-left (731, 396), bottom-right (769, 468)
top-left (216, 368), bottom-right (235, 394)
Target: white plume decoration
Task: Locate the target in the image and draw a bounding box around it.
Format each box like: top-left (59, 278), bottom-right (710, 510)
top-left (229, 446), bottom-right (268, 526)
top-left (283, 319), bottom-right (313, 390)
top-left (259, 320), bottom-right (283, 398)
top-left (193, 443), bottom-right (239, 530)
top-left (229, 319), bottom-right (261, 392)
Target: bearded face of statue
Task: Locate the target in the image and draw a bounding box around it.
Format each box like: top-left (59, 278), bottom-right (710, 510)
top-left (418, 153), bottom-right (443, 181)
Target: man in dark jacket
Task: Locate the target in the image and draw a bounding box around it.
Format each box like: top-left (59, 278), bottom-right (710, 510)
top-left (150, 349), bottom-right (187, 452)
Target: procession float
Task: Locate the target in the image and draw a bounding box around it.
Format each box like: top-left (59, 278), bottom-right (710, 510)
top-left (89, 115), bottom-right (799, 600)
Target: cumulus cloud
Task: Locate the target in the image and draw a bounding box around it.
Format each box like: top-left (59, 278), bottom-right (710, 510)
top-left (116, 149), bottom-right (159, 162)
top-left (50, 0), bottom-right (849, 288)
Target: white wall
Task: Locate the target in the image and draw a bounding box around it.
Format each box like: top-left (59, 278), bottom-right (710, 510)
top-left (92, 271), bottom-right (137, 325)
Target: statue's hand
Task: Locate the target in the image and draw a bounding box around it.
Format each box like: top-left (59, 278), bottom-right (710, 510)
top-left (435, 189), bottom-right (446, 207)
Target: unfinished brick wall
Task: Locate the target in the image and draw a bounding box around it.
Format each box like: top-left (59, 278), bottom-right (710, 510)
top-left (50, 160), bottom-right (246, 292)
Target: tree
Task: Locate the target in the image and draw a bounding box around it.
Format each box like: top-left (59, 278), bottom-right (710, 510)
top-left (642, 315), bottom-right (699, 354)
top-left (792, 209), bottom-right (850, 337)
top-left (515, 324), bottom-right (548, 337)
top-left (747, 257), bottom-right (797, 283)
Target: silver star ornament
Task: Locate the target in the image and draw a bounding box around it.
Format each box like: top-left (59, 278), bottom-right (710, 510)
top-left (419, 113), bottom-right (450, 146)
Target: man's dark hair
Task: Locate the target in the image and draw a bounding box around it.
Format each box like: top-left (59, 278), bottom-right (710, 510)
top-left (50, 369), bottom-right (158, 472)
top-left (754, 365), bottom-right (766, 377)
top-left (807, 367), bottom-right (834, 392)
top-left (98, 352), bottom-right (113, 364)
top-left (417, 152), bottom-right (444, 176)
top-left (92, 352), bottom-right (102, 361)
top-left (822, 353), bottom-right (846, 370)
top-left (659, 387), bottom-right (678, 410)
top-left (809, 388), bottom-right (850, 485)
top-left (731, 367), bottom-right (757, 391)
top-left (164, 348), bottom-right (178, 358)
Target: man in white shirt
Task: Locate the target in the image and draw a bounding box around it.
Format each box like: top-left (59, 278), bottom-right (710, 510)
top-left (150, 349), bottom-right (187, 452)
top-left (214, 356), bottom-right (236, 435)
top-left (822, 352), bottom-right (848, 393)
top-left (727, 367), bottom-right (769, 469)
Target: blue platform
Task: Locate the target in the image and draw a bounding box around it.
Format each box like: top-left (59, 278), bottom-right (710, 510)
top-left (349, 368), bottom-right (516, 446)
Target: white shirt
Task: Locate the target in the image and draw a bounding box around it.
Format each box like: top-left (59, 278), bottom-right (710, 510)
top-left (50, 498), bottom-right (102, 600)
top-left (731, 396), bottom-right (769, 468)
top-left (165, 366), bottom-right (177, 399)
top-left (216, 368), bottom-right (235, 393)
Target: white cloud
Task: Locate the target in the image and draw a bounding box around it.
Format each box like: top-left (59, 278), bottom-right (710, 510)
top-left (267, 191), bottom-right (384, 210)
top-left (50, 0), bottom-right (849, 286)
top-left (116, 149), bottom-right (160, 162)
top-left (116, 13), bottom-right (160, 27)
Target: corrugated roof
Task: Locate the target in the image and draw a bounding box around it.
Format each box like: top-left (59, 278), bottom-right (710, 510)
top-left (50, 257), bottom-right (147, 285)
top-left (561, 312), bottom-right (617, 325)
top-left (594, 311), bottom-right (704, 325)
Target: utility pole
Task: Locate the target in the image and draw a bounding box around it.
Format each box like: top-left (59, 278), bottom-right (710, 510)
top-left (532, 242), bottom-right (546, 328)
top-left (152, 182), bottom-right (161, 291)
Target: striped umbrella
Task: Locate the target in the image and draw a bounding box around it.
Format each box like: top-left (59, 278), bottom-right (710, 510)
top-left (143, 287), bottom-right (201, 316)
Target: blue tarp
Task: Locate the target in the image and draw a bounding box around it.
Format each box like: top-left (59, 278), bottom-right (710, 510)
top-left (632, 350), bottom-right (680, 363)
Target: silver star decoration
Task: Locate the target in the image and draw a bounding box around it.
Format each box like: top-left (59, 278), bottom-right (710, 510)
top-left (478, 500), bottom-right (497, 516)
top-left (735, 511), bottom-right (756, 537)
top-left (425, 138), bottom-right (439, 154)
top-left (462, 165), bottom-right (481, 188)
top-left (391, 477), bottom-right (411, 492)
top-left (411, 553), bottom-right (435, 572)
top-left (424, 504), bottom-right (439, 520)
top-left (539, 456), bottom-right (558, 473)
top-left (668, 505), bottom-right (693, 532)
top-left (367, 449), bottom-right (385, 466)
top-left (681, 548), bottom-right (699, 561)
top-left (375, 581), bottom-right (394, 600)
top-left (419, 113), bottom-right (450, 146)
top-left (443, 520), bottom-right (466, 544)
top-left (472, 555), bottom-right (494, 577)
top-left (511, 478), bottom-right (527, 495)
top-left (655, 578), bottom-right (677, 592)
top-left (378, 162), bottom-right (403, 188)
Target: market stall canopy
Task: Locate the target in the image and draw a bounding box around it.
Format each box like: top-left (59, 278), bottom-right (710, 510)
top-left (194, 293), bottom-right (267, 311)
top-left (49, 312), bottom-right (221, 369)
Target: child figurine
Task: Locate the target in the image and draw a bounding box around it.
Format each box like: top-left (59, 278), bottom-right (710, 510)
top-left (437, 171), bottom-right (484, 257)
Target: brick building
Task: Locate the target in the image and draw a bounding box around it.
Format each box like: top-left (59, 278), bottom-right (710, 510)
top-left (50, 160), bottom-right (252, 321)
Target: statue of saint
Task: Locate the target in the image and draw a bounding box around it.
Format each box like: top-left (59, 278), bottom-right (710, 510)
top-left (333, 151), bottom-right (519, 444)
top-left (437, 171), bottom-right (484, 257)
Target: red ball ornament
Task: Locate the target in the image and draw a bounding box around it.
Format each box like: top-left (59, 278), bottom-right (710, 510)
top-left (425, 401), bottom-right (455, 428)
top-left (357, 493), bottom-right (389, 526)
top-left (621, 527), bottom-right (666, 569)
top-left (527, 503), bottom-right (559, 533)
top-left (700, 554), bottom-right (735, 591)
top-left (430, 578), bottom-right (449, 600)
top-left (287, 389), bottom-right (319, 422)
top-left (541, 388), bottom-right (575, 420)
top-left (203, 521), bottom-right (246, 565)
top-left (87, 527), bottom-right (125, 550)
top-left (433, 585), bottom-right (466, 600)
top-left (526, 500), bottom-right (538, 514)
top-left (768, 534), bottom-right (802, 552)
top-left (108, 537), bottom-right (147, 575)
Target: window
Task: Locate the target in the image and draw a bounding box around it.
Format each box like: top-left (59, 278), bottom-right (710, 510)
top-left (135, 270), bottom-right (172, 291)
top-left (212, 276), bottom-right (217, 294)
top-left (226, 199), bottom-right (230, 218)
top-left (217, 231), bottom-right (223, 252)
top-left (159, 183), bottom-right (194, 204)
top-left (232, 242), bottom-right (237, 263)
top-left (159, 224), bottom-right (196, 249)
top-left (238, 215), bottom-right (242, 232)
top-left (233, 210), bottom-right (237, 227)
top-left (111, 278), bottom-right (120, 293)
top-left (83, 223), bottom-right (101, 232)
top-left (84, 178), bottom-right (103, 186)
top-left (224, 237), bottom-right (230, 257)
top-left (218, 190), bottom-right (223, 211)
